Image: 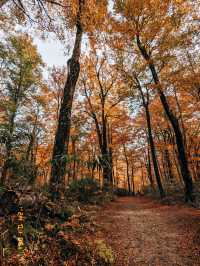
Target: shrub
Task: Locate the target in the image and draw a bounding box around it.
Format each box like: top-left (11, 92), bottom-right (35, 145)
top-left (95, 239), bottom-right (114, 265)
top-left (114, 188), bottom-right (130, 197)
top-left (6, 156), bottom-right (38, 185)
top-left (142, 185), bottom-right (154, 195)
top-left (59, 238), bottom-right (79, 260)
top-left (68, 178), bottom-right (100, 203)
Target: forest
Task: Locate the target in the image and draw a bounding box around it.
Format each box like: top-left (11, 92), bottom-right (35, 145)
top-left (0, 0), bottom-right (200, 265)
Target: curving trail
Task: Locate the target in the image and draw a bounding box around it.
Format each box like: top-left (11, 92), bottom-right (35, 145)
top-left (95, 197), bottom-right (200, 266)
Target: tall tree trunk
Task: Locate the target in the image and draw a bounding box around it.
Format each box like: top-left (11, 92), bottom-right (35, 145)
top-left (173, 87), bottom-right (187, 147)
top-left (147, 138), bottom-right (155, 191)
top-left (71, 139), bottom-right (76, 180)
top-left (172, 144), bottom-right (183, 184)
top-left (115, 158), bottom-right (119, 188)
top-left (145, 107), bottom-right (165, 197)
top-left (50, 3), bottom-right (83, 196)
top-left (161, 150), bottom-right (168, 182)
top-left (93, 116), bottom-right (112, 189)
top-left (26, 114), bottom-right (38, 163)
top-left (123, 144), bottom-right (131, 194)
top-left (136, 35), bottom-right (194, 202)
top-left (131, 165), bottom-right (135, 195)
top-left (141, 163), bottom-right (145, 191)
top-left (107, 123), bottom-right (113, 184)
top-left (136, 78), bottom-right (165, 198)
top-left (26, 135), bottom-right (34, 161)
top-left (84, 86), bottom-right (112, 189)
top-left (164, 148), bottom-right (174, 182)
top-left (101, 109), bottom-right (112, 190)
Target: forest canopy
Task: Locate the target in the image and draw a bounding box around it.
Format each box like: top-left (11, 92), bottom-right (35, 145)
top-left (0, 0), bottom-right (199, 200)
top-left (0, 0), bottom-right (200, 265)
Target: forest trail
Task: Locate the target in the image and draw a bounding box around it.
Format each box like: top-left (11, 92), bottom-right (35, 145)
top-left (95, 197), bottom-right (200, 266)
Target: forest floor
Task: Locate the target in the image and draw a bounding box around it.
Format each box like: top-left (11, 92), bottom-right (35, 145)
top-left (94, 196), bottom-right (200, 266)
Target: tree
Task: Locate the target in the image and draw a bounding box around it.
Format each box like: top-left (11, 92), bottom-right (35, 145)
top-left (80, 52), bottom-right (124, 189)
top-left (50, 0), bottom-right (108, 197)
top-left (49, 0), bottom-right (83, 197)
top-left (136, 78), bottom-right (165, 198)
top-left (0, 33), bottom-right (44, 184)
top-left (113, 0), bottom-right (196, 201)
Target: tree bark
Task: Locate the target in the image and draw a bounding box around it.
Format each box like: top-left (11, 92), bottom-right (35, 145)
top-left (147, 144), bottom-right (155, 191)
top-left (136, 35), bottom-right (195, 202)
top-left (145, 105), bottom-right (165, 197)
top-left (136, 77), bottom-right (165, 198)
top-left (164, 148), bottom-right (174, 182)
top-left (84, 80), bottom-right (113, 190)
top-left (131, 165), bottom-right (135, 195)
top-left (123, 144), bottom-right (131, 194)
top-left (50, 2), bottom-right (83, 196)
top-left (71, 139), bottom-right (76, 181)
top-left (100, 100), bottom-right (113, 189)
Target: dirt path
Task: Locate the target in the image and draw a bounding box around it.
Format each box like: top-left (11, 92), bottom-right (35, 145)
top-left (95, 197), bottom-right (200, 266)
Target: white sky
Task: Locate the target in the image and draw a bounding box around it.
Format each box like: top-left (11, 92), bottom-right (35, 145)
top-left (33, 36), bottom-right (67, 68)
top-left (32, 35), bottom-right (69, 80)
top-left (2, 0), bottom-right (114, 79)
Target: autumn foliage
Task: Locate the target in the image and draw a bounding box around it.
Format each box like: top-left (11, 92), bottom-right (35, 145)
top-left (0, 0), bottom-right (200, 264)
